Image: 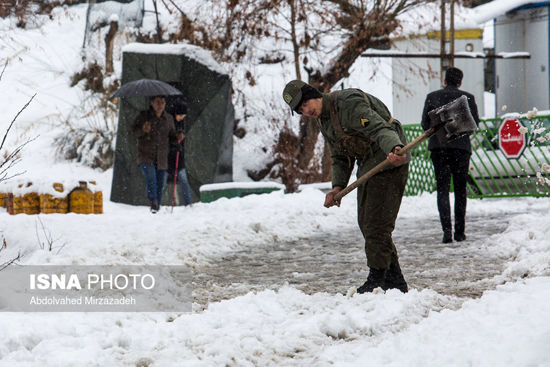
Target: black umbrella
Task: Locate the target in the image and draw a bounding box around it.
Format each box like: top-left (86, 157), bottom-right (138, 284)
top-left (110, 78), bottom-right (182, 98)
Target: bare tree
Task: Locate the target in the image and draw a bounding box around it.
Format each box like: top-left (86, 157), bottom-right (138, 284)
top-left (0, 60), bottom-right (35, 270)
top-left (226, 0), bottom-right (423, 189)
top-left (163, 0), bottom-right (426, 190)
top-left (104, 20), bottom-right (118, 74)
top-left (35, 216), bottom-right (67, 254)
top-left (0, 62), bottom-right (35, 184)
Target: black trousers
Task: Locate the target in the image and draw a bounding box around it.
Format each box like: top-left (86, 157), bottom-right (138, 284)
top-left (430, 149), bottom-right (471, 235)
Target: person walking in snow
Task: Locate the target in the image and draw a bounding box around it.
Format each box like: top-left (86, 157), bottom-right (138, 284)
top-left (282, 80), bottom-right (410, 294)
top-left (421, 67), bottom-right (480, 243)
top-left (167, 99), bottom-right (192, 206)
top-left (132, 95), bottom-right (178, 213)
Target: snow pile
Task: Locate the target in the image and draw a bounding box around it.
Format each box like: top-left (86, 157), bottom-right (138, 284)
top-left (0, 285), bottom-right (459, 366)
top-left (0, 187), bottom-right (353, 268)
top-left (0, 237), bottom-right (548, 366)
top-left (489, 214), bottom-right (550, 281)
top-left (339, 277), bottom-right (550, 366)
top-left (87, 0), bottom-right (144, 28)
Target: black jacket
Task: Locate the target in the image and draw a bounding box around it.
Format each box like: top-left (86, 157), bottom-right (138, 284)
top-left (421, 85), bottom-right (480, 152)
top-left (168, 118), bottom-right (185, 175)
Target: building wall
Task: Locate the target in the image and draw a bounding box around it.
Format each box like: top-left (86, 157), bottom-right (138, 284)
top-left (392, 32), bottom-right (485, 124)
top-left (495, 5), bottom-right (549, 115)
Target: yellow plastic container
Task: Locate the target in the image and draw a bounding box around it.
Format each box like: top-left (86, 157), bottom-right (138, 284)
top-left (12, 196), bottom-right (24, 214)
top-left (69, 181), bottom-right (94, 214)
top-left (40, 183), bottom-right (68, 214)
top-left (18, 182), bottom-right (40, 215)
top-left (93, 191), bottom-right (103, 214)
top-left (23, 192), bottom-right (40, 214)
top-left (12, 183), bottom-right (25, 215)
top-left (88, 181), bottom-right (103, 214)
top-left (6, 193), bottom-right (14, 214)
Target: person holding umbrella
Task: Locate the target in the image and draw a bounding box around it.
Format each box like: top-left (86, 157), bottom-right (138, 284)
top-left (132, 95), bottom-right (179, 213)
top-left (111, 79), bottom-right (183, 212)
top-left (167, 99), bottom-right (192, 206)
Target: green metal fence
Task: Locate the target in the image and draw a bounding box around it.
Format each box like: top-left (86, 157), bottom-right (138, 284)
top-left (403, 124), bottom-right (436, 196)
top-left (403, 116), bottom-right (550, 198)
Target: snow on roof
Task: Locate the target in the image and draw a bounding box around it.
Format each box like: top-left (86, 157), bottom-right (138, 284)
top-left (394, 0), bottom-right (545, 38)
top-left (122, 43), bottom-right (227, 75)
top-left (393, 2), bottom-right (480, 37)
top-left (471, 0), bottom-right (541, 24)
top-left (498, 51), bottom-right (531, 58)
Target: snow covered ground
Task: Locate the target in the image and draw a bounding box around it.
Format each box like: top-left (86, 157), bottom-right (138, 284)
top-left (1, 175), bottom-right (550, 366)
top-left (0, 2), bottom-right (549, 366)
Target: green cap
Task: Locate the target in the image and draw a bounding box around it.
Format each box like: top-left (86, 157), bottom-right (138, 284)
top-left (282, 80), bottom-right (307, 112)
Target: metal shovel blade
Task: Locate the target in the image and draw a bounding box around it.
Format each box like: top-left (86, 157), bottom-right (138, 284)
top-left (428, 95), bottom-right (477, 145)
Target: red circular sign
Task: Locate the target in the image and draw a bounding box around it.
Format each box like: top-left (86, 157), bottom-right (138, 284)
top-left (498, 118), bottom-right (527, 159)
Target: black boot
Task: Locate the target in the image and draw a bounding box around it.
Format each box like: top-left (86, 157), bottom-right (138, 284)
top-left (442, 231), bottom-right (453, 243)
top-left (454, 232), bottom-right (466, 242)
top-left (150, 200), bottom-right (159, 213)
top-left (357, 268), bottom-right (386, 294)
top-left (383, 255), bottom-right (408, 293)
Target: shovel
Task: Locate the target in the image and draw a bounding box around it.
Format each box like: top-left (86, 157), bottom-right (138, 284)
top-left (334, 95), bottom-right (477, 202)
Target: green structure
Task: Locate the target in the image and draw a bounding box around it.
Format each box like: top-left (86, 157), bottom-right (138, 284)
top-left (110, 43), bottom-right (234, 206)
top-left (199, 182), bottom-right (286, 203)
top-left (403, 115), bottom-right (550, 198)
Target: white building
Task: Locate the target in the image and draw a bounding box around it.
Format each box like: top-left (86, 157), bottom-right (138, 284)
top-left (357, 2), bottom-right (485, 124)
top-left (345, 1), bottom-right (539, 122)
top-left (491, 2), bottom-right (549, 114)
top-left (391, 29), bottom-right (485, 124)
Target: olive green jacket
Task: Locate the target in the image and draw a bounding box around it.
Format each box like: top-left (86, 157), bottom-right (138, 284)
top-left (316, 89), bottom-right (410, 188)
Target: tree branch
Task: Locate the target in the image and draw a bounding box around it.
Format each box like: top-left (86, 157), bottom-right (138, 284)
top-left (0, 60), bottom-right (7, 82)
top-left (0, 94), bottom-right (36, 151)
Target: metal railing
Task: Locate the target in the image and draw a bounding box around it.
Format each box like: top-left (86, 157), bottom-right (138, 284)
top-left (403, 116), bottom-right (550, 198)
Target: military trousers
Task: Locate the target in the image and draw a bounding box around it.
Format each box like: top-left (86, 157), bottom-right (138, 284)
top-left (357, 163), bottom-right (409, 270)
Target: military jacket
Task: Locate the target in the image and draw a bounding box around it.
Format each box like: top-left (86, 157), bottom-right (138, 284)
top-left (316, 89), bottom-right (410, 188)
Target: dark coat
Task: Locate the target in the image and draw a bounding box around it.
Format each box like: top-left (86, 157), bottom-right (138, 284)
top-left (168, 118), bottom-right (186, 176)
top-left (421, 85), bottom-right (480, 152)
top-left (131, 108), bottom-right (176, 170)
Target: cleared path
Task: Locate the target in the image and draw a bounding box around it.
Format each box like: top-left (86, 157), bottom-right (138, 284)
top-left (193, 212), bottom-right (518, 308)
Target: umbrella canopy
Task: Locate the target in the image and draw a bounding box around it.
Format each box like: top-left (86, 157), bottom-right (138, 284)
top-left (110, 78), bottom-right (182, 98)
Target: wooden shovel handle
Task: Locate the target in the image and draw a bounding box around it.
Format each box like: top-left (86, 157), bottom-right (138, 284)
top-left (333, 126), bottom-right (438, 202)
